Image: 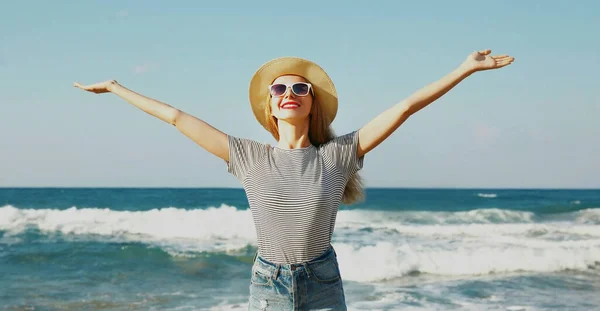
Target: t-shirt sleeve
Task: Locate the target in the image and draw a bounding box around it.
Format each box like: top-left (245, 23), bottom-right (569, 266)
top-left (226, 135), bottom-right (269, 182)
top-left (321, 130), bottom-right (364, 179)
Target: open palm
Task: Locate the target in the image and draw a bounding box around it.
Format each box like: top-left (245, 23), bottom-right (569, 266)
top-left (463, 49), bottom-right (514, 73)
top-left (73, 80), bottom-right (118, 94)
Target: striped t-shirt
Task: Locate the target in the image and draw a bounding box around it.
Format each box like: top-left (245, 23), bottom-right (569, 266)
top-left (226, 130), bottom-right (364, 264)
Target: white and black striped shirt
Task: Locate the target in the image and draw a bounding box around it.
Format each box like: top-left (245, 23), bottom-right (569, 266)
top-left (227, 130), bottom-right (364, 264)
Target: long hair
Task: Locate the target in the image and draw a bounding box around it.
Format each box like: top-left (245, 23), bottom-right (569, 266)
top-left (264, 94), bottom-right (365, 205)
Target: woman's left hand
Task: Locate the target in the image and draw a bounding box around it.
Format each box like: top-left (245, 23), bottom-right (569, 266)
top-left (461, 49), bottom-right (515, 73)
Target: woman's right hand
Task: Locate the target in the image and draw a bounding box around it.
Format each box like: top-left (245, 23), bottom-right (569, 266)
top-left (73, 80), bottom-right (118, 94)
top-left (72, 78), bottom-right (231, 162)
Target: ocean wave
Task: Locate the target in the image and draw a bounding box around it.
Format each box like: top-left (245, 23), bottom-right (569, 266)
top-left (345, 223), bottom-right (600, 240)
top-left (338, 208), bottom-right (600, 237)
top-left (2, 204), bottom-right (600, 280)
top-left (477, 193), bottom-right (497, 198)
top-left (333, 241), bottom-right (600, 282)
top-left (574, 208), bottom-right (600, 224)
top-left (3, 205), bottom-right (600, 245)
top-left (0, 204), bottom-right (256, 253)
top-left (337, 208), bottom-right (537, 225)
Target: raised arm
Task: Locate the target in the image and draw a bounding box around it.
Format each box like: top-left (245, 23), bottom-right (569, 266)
top-left (356, 49), bottom-right (514, 158)
top-left (73, 80), bottom-right (229, 161)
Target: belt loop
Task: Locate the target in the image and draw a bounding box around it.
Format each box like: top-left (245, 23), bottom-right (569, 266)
top-left (302, 263), bottom-right (311, 279)
top-left (272, 264), bottom-right (281, 280)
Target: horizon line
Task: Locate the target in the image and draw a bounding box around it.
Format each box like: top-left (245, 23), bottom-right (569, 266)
top-left (1, 186), bottom-right (599, 190)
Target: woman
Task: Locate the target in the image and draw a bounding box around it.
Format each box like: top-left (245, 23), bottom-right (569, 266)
top-left (74, 49), bottom-right (514, 310)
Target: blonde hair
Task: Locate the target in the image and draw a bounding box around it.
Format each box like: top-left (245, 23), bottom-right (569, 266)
top-left (264, 93), bottom-right (365, 205)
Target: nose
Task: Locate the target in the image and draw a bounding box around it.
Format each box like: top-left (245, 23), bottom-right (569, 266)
top-left (283, 86), bottom-right (295, 99)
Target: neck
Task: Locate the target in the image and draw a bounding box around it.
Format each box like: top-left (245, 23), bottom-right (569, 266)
top-left (276, 118), bottom-right (311, 149)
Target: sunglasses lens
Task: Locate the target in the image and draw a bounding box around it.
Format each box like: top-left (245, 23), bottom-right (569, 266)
top-left (270, 84), bottom-right (287, 96)
top-left (292, 83), bottom-right (310, 96)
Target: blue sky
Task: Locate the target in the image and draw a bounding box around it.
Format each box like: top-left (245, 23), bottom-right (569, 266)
top-left (1, 1), bottom-right (598, 188)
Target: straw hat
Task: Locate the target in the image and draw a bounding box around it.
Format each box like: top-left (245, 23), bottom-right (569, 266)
top-left (248, 57), bottom-right (338, 130)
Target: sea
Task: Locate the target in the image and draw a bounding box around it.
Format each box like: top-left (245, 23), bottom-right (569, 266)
top-left (1, 188), bottom-right (599, 311)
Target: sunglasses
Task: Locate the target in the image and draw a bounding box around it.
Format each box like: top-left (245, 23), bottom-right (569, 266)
top-left (268, 82), bottom-right (314, 97)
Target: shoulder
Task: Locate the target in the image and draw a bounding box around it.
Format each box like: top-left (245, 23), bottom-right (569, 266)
top-left (320, 130), bottom-right (359, 148)
top-left (227, 135), bottom-right (272, 163)
top-left (229, 135), bottom-right (270, 149)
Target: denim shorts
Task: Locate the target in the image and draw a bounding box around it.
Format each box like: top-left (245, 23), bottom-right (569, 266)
top-left (248, 245), bottom-right (347, 310)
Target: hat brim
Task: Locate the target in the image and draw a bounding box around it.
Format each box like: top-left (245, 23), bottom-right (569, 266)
top-left (248, 57), bottom-right (338, 131)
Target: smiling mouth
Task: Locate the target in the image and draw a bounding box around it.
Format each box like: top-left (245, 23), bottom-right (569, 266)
top-left (280, 102), bottom-right (300, 109)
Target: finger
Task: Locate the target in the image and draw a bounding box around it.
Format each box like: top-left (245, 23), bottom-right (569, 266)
top-left (495, 57), bottom-right (514, 64)
top-left (478, 49), bottom-right (491, 55)
top-left (73, 82), bottom-right (90, 90)
top-left (492, 55), bottom-right (509, 59)
top-left (496, 60), bottom-right (513, 68)
top-left (495, 57), bottom-right (512, 63)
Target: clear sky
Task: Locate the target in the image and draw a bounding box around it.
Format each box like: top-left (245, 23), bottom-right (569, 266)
top-left (1, 1), bottom-right (598, 188)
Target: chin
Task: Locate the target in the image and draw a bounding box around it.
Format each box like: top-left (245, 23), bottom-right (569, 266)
top-left (277, 114), bottom-right (310, 124)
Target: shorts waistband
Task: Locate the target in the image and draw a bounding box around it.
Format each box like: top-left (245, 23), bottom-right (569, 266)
top-left (253, 245), bottom-right (337, 276)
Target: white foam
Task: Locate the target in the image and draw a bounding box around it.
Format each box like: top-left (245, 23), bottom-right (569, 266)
top-left (0, 204), bottom-right (256, 253)
top-left (478, 193), bottom-right (498, 198)
top-left (336, 208), bottom-right (536, 226)
top-left (336, 209), bottom-right (600, 238)
top-left (333, 240), bottom-right (600, 282)
top-left (575, 208), bottom-right (600, 224)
